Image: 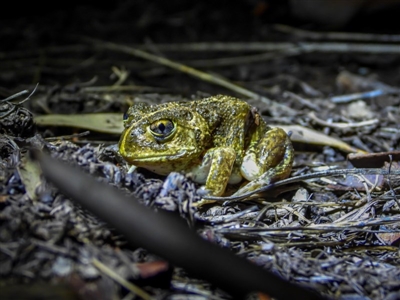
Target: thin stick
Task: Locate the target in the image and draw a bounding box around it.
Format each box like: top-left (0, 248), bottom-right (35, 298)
top-left (0, 90), bottom-right (29, 102)
top-left (203, 168), bottom-right (400, 202)
top-left (183, 47), bottom-right (302, 67)
top-left (81, 85), bottom-right (168, 93)
top-left (44, 131), bottom-right (90, 141)
top-left (3, 41), bottom-right (400, 61)
top-left (92, 258), bottom-right (152, 300)
top-left (274, 24), bottom-right (400, 42)
top-left (308, 112), bottom-right (379, 129)
top-left (130, 42), bottom-right (400, 54)
top-left (330, 90), bottom-right (389, 103)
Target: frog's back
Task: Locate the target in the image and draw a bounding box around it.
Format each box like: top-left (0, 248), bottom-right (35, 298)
top-left (188, 94), bottom-right (250, 109)
top-left (184, 95), bottom-right (257, 123)
top-left (187, 95), bottom-right (268, 152)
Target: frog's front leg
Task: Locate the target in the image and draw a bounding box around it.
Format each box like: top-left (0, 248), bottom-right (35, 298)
top-left (235, 127), bottom-right (294, 196)
top-left (190, 147), bottom-right (236, 197)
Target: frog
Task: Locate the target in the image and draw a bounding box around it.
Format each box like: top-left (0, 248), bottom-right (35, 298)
top-left (118, 95), bottom-right (294, 199)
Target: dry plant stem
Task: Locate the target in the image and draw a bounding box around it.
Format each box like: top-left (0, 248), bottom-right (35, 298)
top-left (1, 90), bottom-right (28, 102)
top-left (330, 89), bottom-right (387, 103)
top-left (278, 240), bottom-right (345, 248)
top-left (333, 200), bottom-right (380, 224)
top-left (1, 83), bottom-right (38, 104)
top-left (111, 66), bottom-right (129, 86)
top-left (44, 131), bottom-right (90, 141)
top-left (133, 42), bottom-right (400, 54)
top-left (3, 39), bottom-right (400, 60)
top-left (274, 24), bottom-right (400, 42)
top-left (92, 258), bottom-right (152, 300)
top-left (81, 85), bottom-right (168, 93)
top-left (32, 239), bottom-right (76, 257)
top-left (284, 91), bottom-right (320, 111)
top-left (203, 197), bottom-right (360, 224)
top-left (282, 206), bottom-right (312, 224)
top-left (217, 214), bottom-right (400, 234)
top-left (203, 168), bottom-right (400, 202)
top-left (184, 47), bottom-right (302, 67)
top-left (82, 37), bottom-right (296, 116)
top-left (308, 112), bottom-right (379, 129)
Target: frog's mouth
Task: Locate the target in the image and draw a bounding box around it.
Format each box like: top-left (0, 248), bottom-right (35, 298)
top-left (128, 150), bottom-right (194, 162)
top-left (133, 154), bottom-right (183, 161)
top-left (132, 154), bottom-right (193, 175)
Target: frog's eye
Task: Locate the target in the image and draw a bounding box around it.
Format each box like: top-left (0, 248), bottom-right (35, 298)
top-left (149, 119), bottom-right (175, 140)
top-left (123, 111), bottom-right (129, 121)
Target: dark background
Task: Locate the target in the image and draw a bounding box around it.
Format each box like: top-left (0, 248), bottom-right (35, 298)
top-left (2, 0), bottom-right (400, 93)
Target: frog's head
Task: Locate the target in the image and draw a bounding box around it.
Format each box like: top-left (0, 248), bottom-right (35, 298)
top-left (118, 102), bottom-right (212, 175)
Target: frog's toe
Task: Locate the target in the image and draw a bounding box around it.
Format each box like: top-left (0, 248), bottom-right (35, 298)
top-left (231, 180), bottom-right (262, 197)
top-left (197, 186), bottom-right (212, 197)
top-left (127, 165), bottom-right (138, 173)
top-left (231, 168), bottom-right (276, 196)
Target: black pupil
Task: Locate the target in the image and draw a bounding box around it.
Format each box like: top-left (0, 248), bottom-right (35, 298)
top-left (123, 112), bottom-right (129, 120)
top-left (151, 120), bottom-right (173, 136)
top-left (158, 123), bottom-right (166, 132)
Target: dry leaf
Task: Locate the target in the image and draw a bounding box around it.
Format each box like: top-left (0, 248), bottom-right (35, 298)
top-left (34, 113), bottom-right (124, 134)
top-left (348, 151), bottom-right (400, 168)
top-left (277, 125), bottom-right (365, 153)
top-left (17, 154), bottom-right (42, 201)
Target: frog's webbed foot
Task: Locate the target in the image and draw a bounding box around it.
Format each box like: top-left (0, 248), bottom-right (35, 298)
top-left (192, 197), bottom-right (217, 208)
top-left (231, 168), bottom-right (276, 196)
top-left (235, 127), bottom-right (294, 198)
top-left (191, 186), bottom-right (215, 207)
top-left (203, 147), bottom-right (236, 196)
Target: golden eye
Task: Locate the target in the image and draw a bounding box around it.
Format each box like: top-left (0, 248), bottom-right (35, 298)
top-left (149, 119), bottom-right (175, 139)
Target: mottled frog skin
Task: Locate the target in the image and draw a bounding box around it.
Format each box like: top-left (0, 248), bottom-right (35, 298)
top-left (119, 95), bottom-right (294, 197)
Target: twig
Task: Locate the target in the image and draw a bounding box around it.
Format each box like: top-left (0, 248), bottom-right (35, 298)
top-left (1, 90), bottom-right (29, 102)
top-left (330, 89), bottom-right (387, 103)
top-left (202, 168), bottom-right (400, 202)
top-left (4, 41), bottom-right (400, 59)
top-left (1, 84), bottom-right (38, 105)
top-left (182, 47), bottom-right (302, 67)
top-left (308, 111), bottom-right (379, 129)
top-left (333, 200), bottom-right (379, 224)
top-left (81, 85), bottom-right (168, 93)
top-left (44, 131), bottom-right (91, 141)
top-left (274, 24), bottom-right (400, 42)
top-left (215, 214), bottom-right (400, 234)
top-left (130, 42), bottom-right (400, 54)
top-left (283, 91), bottom-right (321, 111)
top-left (111, 66), bottom-right (130, 86)
top-left (92, 258), bottom-right (152, 300)
top-left (81, 37), bottom-right (296, 116)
